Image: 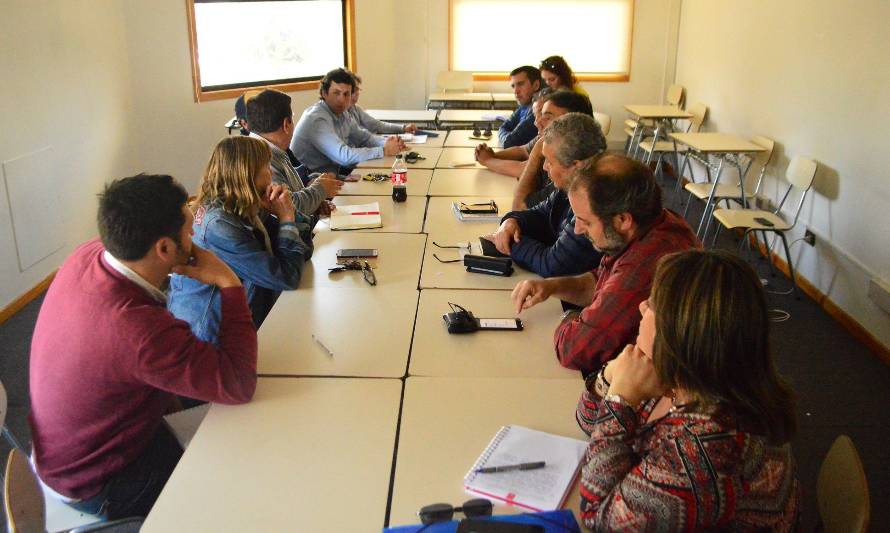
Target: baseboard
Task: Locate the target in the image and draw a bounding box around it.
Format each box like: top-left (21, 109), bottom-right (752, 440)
top-left (749, 235), bottom-right (890, 367)
top-left (0, 271), bottom-right (56, 326)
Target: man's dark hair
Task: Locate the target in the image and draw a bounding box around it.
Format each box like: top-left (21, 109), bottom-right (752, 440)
top-left (542, 90), bottom-right (593, 116)
top-left (245, 89), bottom-right (292, 134)
top-left (570, 154), bottom-right (663, 228)
top-left (510, 65), bottom-right (542, 84)
top-left (320, 68), bottom-right (357, 95)
top-left (98, 174), bottom-right (189, 261)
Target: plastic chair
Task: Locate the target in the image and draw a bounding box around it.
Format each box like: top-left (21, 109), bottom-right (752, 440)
top-left (683, 135), bottom-right (776, 234)
top-left (436, 71), bottom-right (473, 93)
top-left (711, 156), bottom-right (817, 295)
top-left (4, 449), bottom-right (143, 533)
top-left (636, 102), bottom-right (708, 177)
top-left (592, 112), bottom-right (611, 137)
top-left (816, 435), bottom-right (870, 533)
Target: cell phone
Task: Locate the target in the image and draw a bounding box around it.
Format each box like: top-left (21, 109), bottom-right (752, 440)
top-left (457, 519), bottom-right (543, 533)
top-left (477, 318), bottom-right (523, 331)
top-left (336, 248), bottom-right (378, 259)
top-left (753, 216), bottom-right (774, 227)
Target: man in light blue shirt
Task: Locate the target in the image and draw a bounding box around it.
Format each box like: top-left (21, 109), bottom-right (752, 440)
top-left (290, 68), bottom-right (404, 174)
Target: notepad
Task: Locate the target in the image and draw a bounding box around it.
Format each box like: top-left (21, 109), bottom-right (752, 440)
top-left (463, 425), bottom-right (587, 512)
top-left (329, 202), bottom-right (383, 230)
top-left (451, 201), bottom-right (500, 222)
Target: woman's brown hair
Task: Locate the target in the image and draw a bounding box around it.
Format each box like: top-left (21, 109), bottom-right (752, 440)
top-left (194, 136), bottom-right (273, 252)
top-left (539, 55), bottom-right (578, 90)
top-left (651, 249), bottom-right (797, 444)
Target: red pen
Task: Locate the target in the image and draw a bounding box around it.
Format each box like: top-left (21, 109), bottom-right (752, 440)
top-left (349, 211), bottom-right (380, 215)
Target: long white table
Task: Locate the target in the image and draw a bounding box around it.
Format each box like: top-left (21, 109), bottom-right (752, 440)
top-left (258, 287), bottom-right (418, 377)
top-left (410, 289), bottom-right (577, 379)
top-left (298, 232), bottom-right (426, 290)
top-left (428, 168), bottom-right (518, 197)
top-left (356, 147), bottom-right (442, 170)
top-left (142, 378), bottom-right (402, 532)
top-left (389, 377), bottom-right (586, 527)
top-left (339, 169), bottom-right (433, 197)
top-left (366, 108), bottom-right (438, 126)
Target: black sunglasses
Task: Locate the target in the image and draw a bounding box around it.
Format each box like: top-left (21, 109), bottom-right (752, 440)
top-left (418, 498), bottom-right (493, 525)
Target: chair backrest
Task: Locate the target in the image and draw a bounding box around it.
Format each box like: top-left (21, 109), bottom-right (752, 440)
top-left (666, 84), bottom-right (685, 108)
top-left (436, 71), bottom-right (473, 93)
top-left (5, 449), bottom-right (46, 533)
top-left (686, 102), bottom-right (708, 133)
top-left (593, 112), bottom-right (611, 136)
top-left (750, 135), bottom-right (775, 169)
top-left (817, 435), bottom-right (870, 533)
top-left (786, 156), bottom-right (817, 190)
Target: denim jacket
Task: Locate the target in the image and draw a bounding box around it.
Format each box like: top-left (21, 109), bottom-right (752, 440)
top-left (168, 203), bottom-right (313, 343)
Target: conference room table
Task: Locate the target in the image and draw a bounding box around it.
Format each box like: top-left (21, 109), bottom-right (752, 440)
top-left (427, 91), bottom-right (494, 109)
top-left (435, 147), bottom-right (486, 169)
top-left (438, 109), bottom-right (511, 128)
top-left (443, 129), bottom-right (502, 148)
top-left (145, 109), bottom-right (587, 530)
top-left (492, 92), bottom-right (519, 109)
top-left (356, 147), bottom-right (443, 170)
top-left (405, 129), bottom-right (448, 148)
top-left (366, 109), bottom-right (439, 128)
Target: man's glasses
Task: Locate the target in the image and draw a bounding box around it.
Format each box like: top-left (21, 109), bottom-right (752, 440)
top-left (328, 260), bottom-right (376, 286)
top-left (432, 241), bottom-right (471, 264)
top-left (418, 498), bottom-right (492, 525)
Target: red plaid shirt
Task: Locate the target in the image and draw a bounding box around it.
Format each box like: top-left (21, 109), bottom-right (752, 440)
top-left (554, 209), bottom-right (699, 374)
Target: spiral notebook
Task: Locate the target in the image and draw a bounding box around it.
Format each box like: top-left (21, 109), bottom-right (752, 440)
top-left (463, 425), bottom-right (588, 512)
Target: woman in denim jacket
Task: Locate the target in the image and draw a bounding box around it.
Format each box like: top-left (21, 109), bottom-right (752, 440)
top-left (168, 136), bottom-right (313, 343)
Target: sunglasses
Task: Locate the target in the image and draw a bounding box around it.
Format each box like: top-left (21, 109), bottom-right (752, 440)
top-left (328, 260), bottom-right (377, 286)
top-left (432, 241), bottom-right (471, 264)
top-left (418, 498), bottom-right (493, 525)
top-left (405, 151), bottom-right (426, 164)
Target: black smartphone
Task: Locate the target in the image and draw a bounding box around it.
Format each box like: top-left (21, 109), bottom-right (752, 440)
top-left (753, 216), bottom-right (774, 227)
top-left (336, 248), bottom-right (378, 259)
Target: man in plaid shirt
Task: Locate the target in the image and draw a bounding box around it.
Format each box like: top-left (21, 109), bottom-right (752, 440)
top-left (511, 154), bottom-right (700, 376)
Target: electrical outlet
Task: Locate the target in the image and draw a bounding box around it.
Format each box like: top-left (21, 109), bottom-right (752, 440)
top-left (803, 229), bottom-right (816, 246)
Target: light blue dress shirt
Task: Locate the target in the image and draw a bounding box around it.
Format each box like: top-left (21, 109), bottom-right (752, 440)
top-left (290, 100), bottom-right (386, 173)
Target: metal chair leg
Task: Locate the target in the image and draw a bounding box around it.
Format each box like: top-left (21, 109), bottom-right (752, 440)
top-left (778, 232), bottom-right (799, 299)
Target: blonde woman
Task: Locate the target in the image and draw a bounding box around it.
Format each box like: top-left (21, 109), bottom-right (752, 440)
top-left (168, 136), bottom-right (312, 343)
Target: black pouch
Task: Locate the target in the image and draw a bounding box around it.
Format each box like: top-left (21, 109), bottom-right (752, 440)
top-left (464, 254), bottom-right (513, 276)
top-left (443, 303), bottom-right (479, 333)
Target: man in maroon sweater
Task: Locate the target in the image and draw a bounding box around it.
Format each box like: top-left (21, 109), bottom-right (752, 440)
top-left (29, 174), bottom-right (258, 519)
top-left (511, 154), bottom-right (700, 376)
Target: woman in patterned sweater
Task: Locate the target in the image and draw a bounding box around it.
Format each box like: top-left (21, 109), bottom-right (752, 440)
top-left (576, 250), bottom-right (800, 531)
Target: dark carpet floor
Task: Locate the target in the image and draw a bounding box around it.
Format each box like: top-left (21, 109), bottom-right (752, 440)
top-left (1, 171), bottom-right (888, 531)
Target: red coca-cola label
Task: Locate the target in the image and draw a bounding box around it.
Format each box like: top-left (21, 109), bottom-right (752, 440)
top-left (391, 170), bottom-right (407, 185)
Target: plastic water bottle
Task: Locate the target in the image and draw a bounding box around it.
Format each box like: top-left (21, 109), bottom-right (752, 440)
top-left (391, 154), bottom-right (407, 202)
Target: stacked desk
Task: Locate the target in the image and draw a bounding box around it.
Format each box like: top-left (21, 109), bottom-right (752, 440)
top-left (366, 109), bottom-right (438, 129)
top-left (146, 117), bottom-right (586, 530)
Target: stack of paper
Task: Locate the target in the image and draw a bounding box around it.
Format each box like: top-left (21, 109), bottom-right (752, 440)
top-left (451, 202), bottom-right (500, 222)
top-left (330, 202), bottom-right (383, 230)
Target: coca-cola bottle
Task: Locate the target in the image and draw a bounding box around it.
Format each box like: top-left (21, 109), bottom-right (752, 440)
top-left (391, 154), bottom-right (407, 202)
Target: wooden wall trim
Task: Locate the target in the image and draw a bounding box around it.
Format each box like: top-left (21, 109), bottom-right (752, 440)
top-left (750, 235), bottom-right (890, 367)
top-left (0, 271), bottom-right (55, 326)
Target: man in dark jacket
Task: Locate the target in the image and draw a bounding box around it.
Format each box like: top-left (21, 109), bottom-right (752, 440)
top-left (483, 113), bottom-right (606, 277)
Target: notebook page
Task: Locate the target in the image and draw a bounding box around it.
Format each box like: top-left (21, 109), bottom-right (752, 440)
top-left (330, 202), bottom-right (383, 230)
top-left (464, 425), bottom-right (587, 512)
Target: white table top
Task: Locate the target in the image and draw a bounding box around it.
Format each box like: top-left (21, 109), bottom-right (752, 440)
top-left (366, 109), bottom-right (438, 122)
top-left (258, 288), bottom-right (418, 377)
top-left (356, 147), bottom-right (442, 169)
top-left (298, 231), bottom-right (426, 290)
top-left (314, 195), bottom-right (427, 234)
top-left (624, 104), bottom-right (693, 119)
top-left (339, 169), bottom-right (433, 197)
top-left (444, 130), bottom-right (502, 148)
top-left (438, 109), bottom-right (511, 124)
top-left (143, 377), bottom-right (402, 533)
top-left (389, 376), bottom-right (587, 527)
top-left (420, 198), bottom-right (539, 290)
top-left (668, 132), bottom-right (767, 153)
top-left (410, 289), bottom-right (577, 379)
top-left (428, 92), bottom-right (493, 103)
top-left (408, 130), bottom-right (448, 148)
top-left (435, 147), bottom-right (485, 169)
top-left (491, 92), bottom-right (518, 102)
top-left (428, 168), bottom-right (519, 197)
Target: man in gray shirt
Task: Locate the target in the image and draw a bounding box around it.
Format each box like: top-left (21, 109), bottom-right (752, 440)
top-left (346, 72), bottom-right (417, 135)
top-left (290, 68), bottom-right (404, 174)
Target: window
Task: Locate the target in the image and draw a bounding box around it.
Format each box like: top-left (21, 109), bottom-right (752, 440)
top-left (449, 0), bottom-right (633, 81)
top-left (186, 0), bottom-right (356, 102)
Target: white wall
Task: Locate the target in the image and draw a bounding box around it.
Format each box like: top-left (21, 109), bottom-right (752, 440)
top-left (0, 1), bottom-right (136, 308)
top-left (675, 0), bottom-right (890, 346)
